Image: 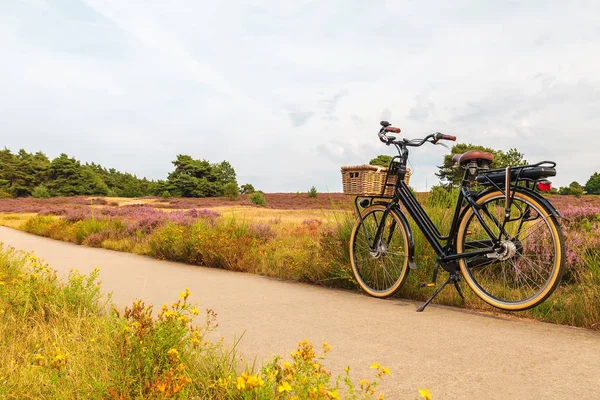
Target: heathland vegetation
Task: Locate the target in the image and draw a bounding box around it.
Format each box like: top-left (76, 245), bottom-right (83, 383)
top-left (0, 246), bottom-right (398, 399)
top-left (1, 192), bottom-right (599, 330)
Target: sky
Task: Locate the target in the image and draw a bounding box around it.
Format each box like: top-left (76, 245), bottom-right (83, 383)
top-left (1, 0), bottom-right (599, 192)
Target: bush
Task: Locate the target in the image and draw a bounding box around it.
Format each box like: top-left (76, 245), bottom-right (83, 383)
top-left (161, 190), bottom-right (172, 199)
top-left (308, 186), bottom-right (318, 198)
top-left (240, 183), bottom-right (255, 194)
top-left (249, 191), bottom-right (266, 207)
top-left (223, 182), bottom-right (240, 200)
top-left (31, 185), bottom-right (51, 198)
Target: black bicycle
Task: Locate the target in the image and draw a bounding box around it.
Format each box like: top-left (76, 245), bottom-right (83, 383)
top-left (350, 121), bottom-right (565, 312)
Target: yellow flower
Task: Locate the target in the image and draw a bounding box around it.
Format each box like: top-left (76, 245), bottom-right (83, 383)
top-left (381, 366), bottom-right (391, 376)
top-left (378, 394), bottom-right (385, 400)
top-left (236, 376), bottom-right (246, 390)
top-left (179, 288), bottom-right (191, 300)
top-left (322, 342), bottom-right (331, 354)
top-left (167, 348), bottom-right (179, 358)
top-left (156, 382), bottom-right (166, 393)
top-left (190, 307), bottom-right (199, 315)
top-left (419, 388), bottom-right (432, 400)
top-left (370, 362), bottom-right (381, 370)
top-left (327, 390), bottom-right (340, 399)
top-left (278, 381), bottom-right (292, 393)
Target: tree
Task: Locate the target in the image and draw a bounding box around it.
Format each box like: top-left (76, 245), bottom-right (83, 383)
top-left (223, 182), bottom-right (240, 200)
top-left (437, 144), bottom-right (527, 186)
top-left (369, 155), bottom-right (393, 168)
top-left (240, 183), bottom-right (255, 194)
top-left (585, 172), bottom-right (600, 195)
top-left (166, 155), bottom-right (237, 197)
top-left (569, 181), bottom-right (584, 198)
top-left (213, 161), bottom-right (237, 185)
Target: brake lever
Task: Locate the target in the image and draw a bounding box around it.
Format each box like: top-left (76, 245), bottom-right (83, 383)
top-left (435, 140), bottom-right (451, 150)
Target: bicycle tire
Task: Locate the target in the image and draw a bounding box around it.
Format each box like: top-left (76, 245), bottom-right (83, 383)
top-left (350, 204), bottom-right (410, 298)
top-left (456, 189), bottom-right (565, 311)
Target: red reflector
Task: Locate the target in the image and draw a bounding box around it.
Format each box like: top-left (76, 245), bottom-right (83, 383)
top-left (537, 181), bottom-right (552, 191)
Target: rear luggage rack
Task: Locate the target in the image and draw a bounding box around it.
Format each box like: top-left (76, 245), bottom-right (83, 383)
top-left (476, 161), bottom-right (556, 186)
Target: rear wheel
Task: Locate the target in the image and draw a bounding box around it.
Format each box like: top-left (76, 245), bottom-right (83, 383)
top-left (456, 190), bottom-right (565, 311)
top-left (350, 205), bottom-right (410, 298)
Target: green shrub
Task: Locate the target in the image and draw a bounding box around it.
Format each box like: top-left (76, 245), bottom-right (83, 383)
top-left (223, 182), bottom-right (240, 200)
top-left (161, 190), bottom-right (172, 199)
top-left (308, 186), bottom-right (318, 198)
top-left (31, 185), bottom-right (51, 198)
top-left (240, 183), bottom-right (255, 194)
top-left (249, 191), bottom-right (267, 207)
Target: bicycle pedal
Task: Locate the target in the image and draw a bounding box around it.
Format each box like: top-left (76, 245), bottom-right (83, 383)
top-left (419, 282), bottom-right (436, 288)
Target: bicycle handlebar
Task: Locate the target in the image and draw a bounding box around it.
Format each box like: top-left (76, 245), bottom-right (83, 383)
top-left (378, 127), bottom-right (457, 147)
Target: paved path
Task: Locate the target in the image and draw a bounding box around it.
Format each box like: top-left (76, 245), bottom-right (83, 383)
top-left (1, 226), bottom-right (599, 399)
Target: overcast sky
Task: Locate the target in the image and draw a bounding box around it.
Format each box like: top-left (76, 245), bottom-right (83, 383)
top-left (1, 0), bottom-right (599, 192)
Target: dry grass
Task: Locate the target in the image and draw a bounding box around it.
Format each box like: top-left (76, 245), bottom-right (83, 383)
top-left (0, 212), bottom-right (37, 228)
top-left (208, 206), bottom-right (350, 225)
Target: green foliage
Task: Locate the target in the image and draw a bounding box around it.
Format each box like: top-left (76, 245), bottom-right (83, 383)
top-left (570, 181), bottom-right (584, 198)
top-left (240, 183), bottom-right (255, 194)
top-left (558, 181), bottom-right (584, 197)
top-left (437, 144), bottom-right (527, 186)
top-left (585, 172), bottom-right (600, 195)
top-left (161, 190), bottom-right (172, 199)
top-left (223, 182), bottom-right (240, 200)
top-left (249, 191), bottom-right (267, 207)
top-left (166, 155), bottom-right (237, 198)
top-left (369, 154), bottom-right (393, 168)
top-left (426, 185), bottom-right (459, 208)
top-left (308, 186), bottom-right (318, 198)
top-left (31, 185), bottom-right (51, 198)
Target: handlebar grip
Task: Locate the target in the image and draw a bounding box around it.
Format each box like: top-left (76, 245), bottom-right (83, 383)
top-left (384, 126), bottom-right (401, 133)
top-left (441, 134), bottom-right (456, 141)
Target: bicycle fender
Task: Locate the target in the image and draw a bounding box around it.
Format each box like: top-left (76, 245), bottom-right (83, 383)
top-left (391, 206), bottom-right (417, 270)
top-left (475, 186), bottom-right (562, 219)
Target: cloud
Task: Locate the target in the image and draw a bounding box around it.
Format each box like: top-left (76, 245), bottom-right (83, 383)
top-left (1, 0), bottom-right (600, 193)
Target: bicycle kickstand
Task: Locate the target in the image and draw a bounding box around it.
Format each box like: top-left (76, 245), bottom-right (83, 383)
top-left (416, 272), bottom-right (465, 312)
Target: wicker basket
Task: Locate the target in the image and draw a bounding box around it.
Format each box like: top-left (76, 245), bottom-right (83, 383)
top-left (341, 165), bottom-right (412, 196)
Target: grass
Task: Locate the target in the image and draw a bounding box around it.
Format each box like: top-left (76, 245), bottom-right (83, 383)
top-left (0, 245), bottom-right (403, 399)
top-left (1, 192), bottom-right (599, 331)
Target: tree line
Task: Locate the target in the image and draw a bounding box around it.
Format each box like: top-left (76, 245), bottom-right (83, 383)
top-left (0, 148), bottom-right (239, 199)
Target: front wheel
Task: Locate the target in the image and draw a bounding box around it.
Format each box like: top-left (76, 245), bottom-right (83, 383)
top-left (456, 190), bottom-right (565, 311)
top-left (350, 204), bottom-right (410, 298)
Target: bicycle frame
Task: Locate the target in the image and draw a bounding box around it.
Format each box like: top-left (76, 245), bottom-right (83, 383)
top-left (354, 145), bottom-right (514, 270)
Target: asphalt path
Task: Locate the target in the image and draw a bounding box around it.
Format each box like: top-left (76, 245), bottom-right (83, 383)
top-left (1, 226), bottom-right (599, 399)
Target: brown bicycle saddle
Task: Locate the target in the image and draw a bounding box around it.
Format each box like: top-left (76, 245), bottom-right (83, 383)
top-left (452, 150), bottom-right (494, 166)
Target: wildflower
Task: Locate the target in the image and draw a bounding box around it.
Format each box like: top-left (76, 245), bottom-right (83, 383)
top-left (218, 376), bottom-right (231, 387)
top-left (381, 366), bottom-right (391, 376)
top-left (370, 362), bottom-right (381, 370)
top-left (322, 342), bottom-right (332, 354)
top-left (419, 388), bottom-right (432, 400)
top-left (327, 390), bottom-right (340, 399)
top-left (167, 348), bottom-right (179, 359)
top-left (190, 307), bottom-right (200, 315)
top-left (236, 376), bottom-right (246, 390)
top-left (278, 381), bottom-right (292, 393)
top-left (156, 382), bottom-right (166, 393)
top-left (179, 288), bottom-right (191, 300)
